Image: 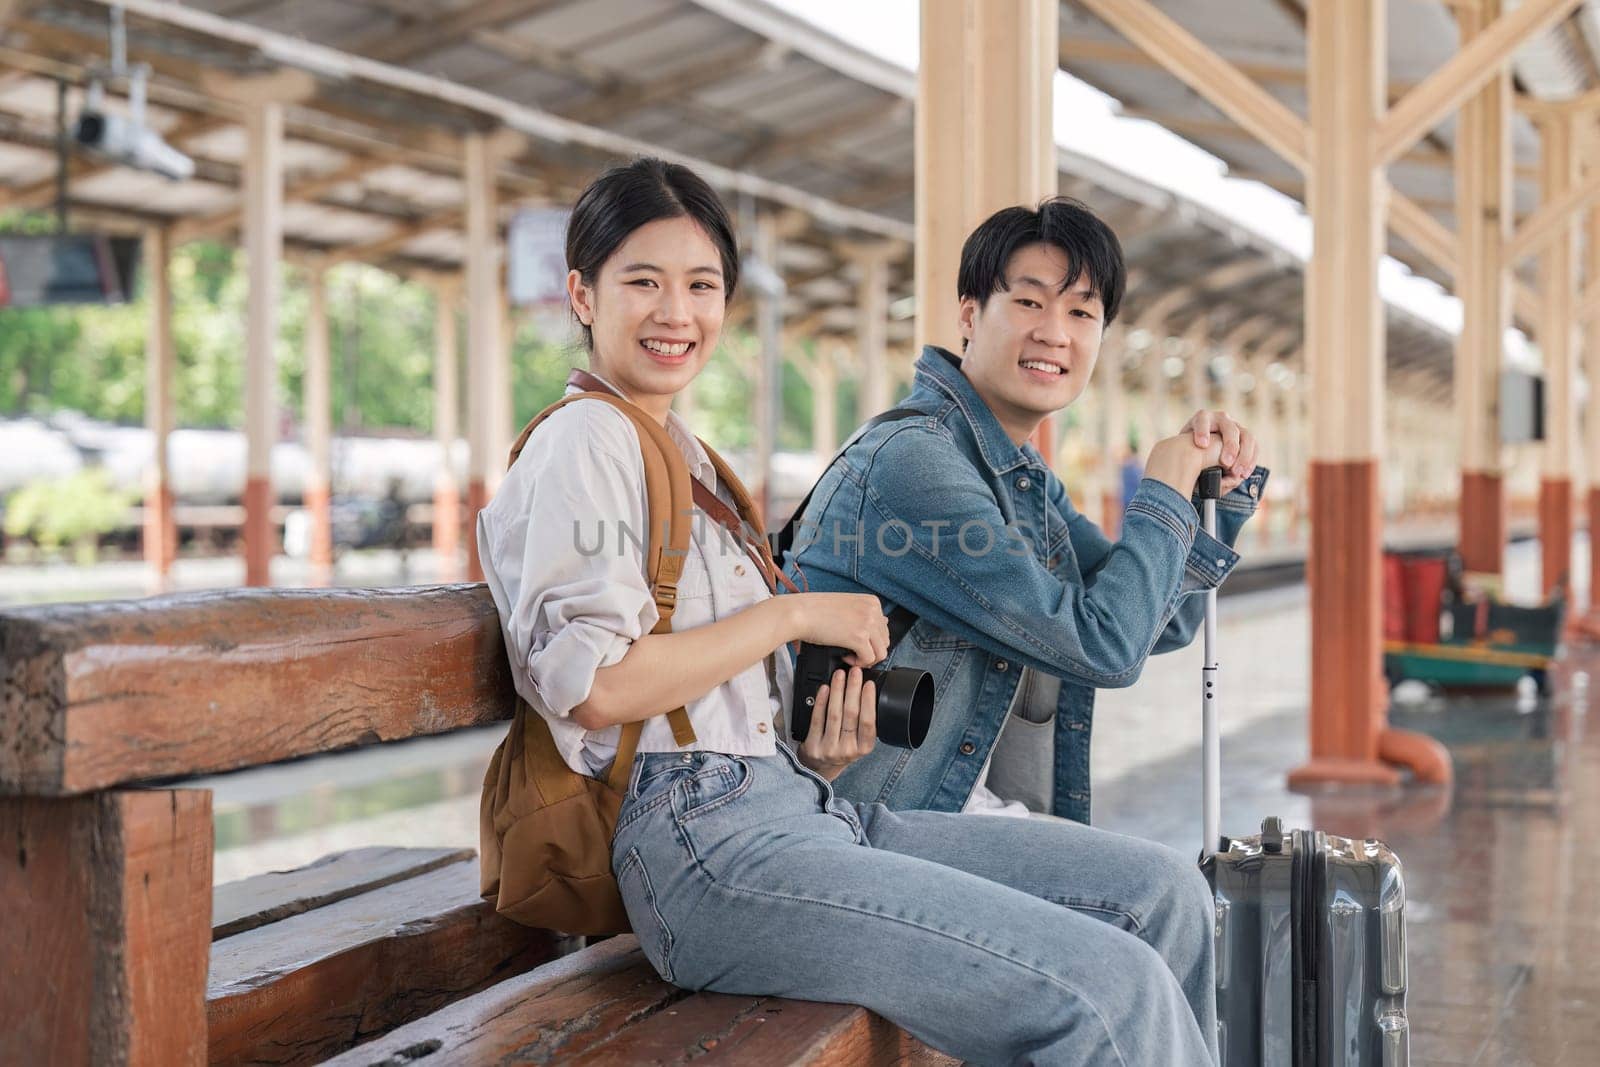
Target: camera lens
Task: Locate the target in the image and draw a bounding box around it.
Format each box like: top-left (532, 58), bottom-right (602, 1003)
top-left (866, 667), bottom-right (934, 749)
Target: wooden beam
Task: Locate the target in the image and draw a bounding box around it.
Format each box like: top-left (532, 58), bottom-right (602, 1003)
top-left (1124, 107), bottom-right (1539, 178)
top-left (199, 68), bottom-right (317, 105)
top-left (1074, 0), bottom-right (1309, 172)
top-left (354, 0), bottom-right (575, 65)
top-left (735, 97), bottom-right (908, 169)
top-left (1505, 165), bottom-right (1600, 263)
top-left (1376, 0), bottom-right (1582, 167)
top-left (1063, 36), bottom-right (1304, 87)
top-left (173, 155), bottom-right (381, 244)
top-left (558, 40), bottom-right (780, 126)
top-left (1388, 189), bottom-right (1458, 276)
top-left (0, 587), bottom-right (513, 794)
top-left (1516, 84), bottom-right (1600, 116)
top-left (324, 209), bottom-right (465, 267)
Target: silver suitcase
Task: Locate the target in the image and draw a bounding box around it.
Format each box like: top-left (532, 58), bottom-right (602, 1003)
top-left (1192, 468), bottom-right (1410, 1065)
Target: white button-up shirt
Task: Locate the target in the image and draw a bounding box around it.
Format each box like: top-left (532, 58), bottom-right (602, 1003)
top-left (477, 379), bottom-right (793, 777)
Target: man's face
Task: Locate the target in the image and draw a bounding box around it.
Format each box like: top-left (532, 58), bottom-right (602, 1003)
top-left (957, 242), bottom-right (1106, 444)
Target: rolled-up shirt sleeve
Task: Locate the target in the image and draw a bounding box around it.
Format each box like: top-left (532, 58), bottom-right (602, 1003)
top-left (478, 402), bottom-right (659, 720)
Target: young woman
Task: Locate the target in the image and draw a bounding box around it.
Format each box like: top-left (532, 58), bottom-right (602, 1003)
top-left (476, 157), bottom-right (1219, 1066)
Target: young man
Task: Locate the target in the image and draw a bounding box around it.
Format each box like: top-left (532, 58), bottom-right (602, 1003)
top-left (782, 198), bottom-right (1266, 823)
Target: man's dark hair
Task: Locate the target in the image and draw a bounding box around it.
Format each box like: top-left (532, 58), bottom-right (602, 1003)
top-left (565, 157), bottom-right (740, 350)
top-left (956, 197), bottom-right (1125, 338)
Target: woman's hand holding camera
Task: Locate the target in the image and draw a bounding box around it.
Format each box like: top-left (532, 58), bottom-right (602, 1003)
top-left (783, 592), bottom-right (890, 667)
top-left (797, 666), bottom-right (877, 781)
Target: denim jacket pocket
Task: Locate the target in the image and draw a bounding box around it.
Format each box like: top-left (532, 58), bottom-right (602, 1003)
top-left (615, 846), bottom-right (675, 982)
top-left (909, 617), bottom-right (976, 651)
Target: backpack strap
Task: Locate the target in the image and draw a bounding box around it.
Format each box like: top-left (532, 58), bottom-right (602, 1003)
top-left (696, 445), bottom-right (800, 597)
top-left (507, 386), bottom-right (698, 783)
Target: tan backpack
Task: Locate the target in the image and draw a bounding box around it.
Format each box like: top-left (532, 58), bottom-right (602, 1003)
top-left (479, 373), bottom-right (778, 936)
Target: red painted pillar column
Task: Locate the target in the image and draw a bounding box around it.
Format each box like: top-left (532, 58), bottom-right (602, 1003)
top-left (144, 225), bottom-right (178, 585)
top-left (1454, 0), bottom-right (1511, 579)
top-left (242, 99), bottom-right (284, 588)
top-left (1535, 112), bottom-right (1578, 601)
top-left (1290, 0), bottom-right (1449, 791)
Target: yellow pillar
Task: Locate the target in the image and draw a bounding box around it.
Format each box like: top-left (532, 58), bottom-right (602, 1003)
top-left (916, 0), bottom-right (1056, 456)
top-left (1292, 0), bottom-right (1447, 788)
top-left (1587, 184), bottom-right (1600, 617)
top-left (1099, 338), bottom-right (1128, 536)
top-left (851, 244), bottom-right (893, 423)
top-left (433, 281), bottom-right (462, 580)
top-left (463, 132), bottom-right (504, 582)
top-left (1537, 112), bottom-right (1579, 600)
top-left (242, 100), bottom-right (283, 588)
top-left (304, 266), bottom-right (334, 581)
top-left (1454, 0), bottom-right (1512, 578)
top-left (143, 225), bottom-right (176, 587)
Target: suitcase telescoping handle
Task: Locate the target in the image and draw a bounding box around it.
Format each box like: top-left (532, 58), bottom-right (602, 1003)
top-left (1198, 466), bottom-right (1225, 859)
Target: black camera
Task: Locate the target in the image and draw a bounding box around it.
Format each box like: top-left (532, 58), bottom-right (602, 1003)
top-left (790, 643), bottom-right (934, 750)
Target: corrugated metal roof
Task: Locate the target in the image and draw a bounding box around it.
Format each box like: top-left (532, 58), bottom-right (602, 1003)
top-left (0, 0), bottom-right (1499, 403)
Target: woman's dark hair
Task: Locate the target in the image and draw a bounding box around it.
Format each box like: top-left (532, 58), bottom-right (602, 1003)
top-left (956, 197), bottom-right (1125, 344)
top-left (565, 157), bottom-right (740, 349)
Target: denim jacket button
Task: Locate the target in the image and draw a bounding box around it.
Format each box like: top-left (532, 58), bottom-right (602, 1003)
top-left (1016, 476), bottom-right (1031, 492)
top-left (993, 660), bottom-right (1009, 672)
top-left (960, 741), bottom-right (976, 755)
top-left (1247, 482), bottom-right (1258, 498)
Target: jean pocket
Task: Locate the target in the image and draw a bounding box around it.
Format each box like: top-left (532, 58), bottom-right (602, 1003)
top-left (615, 846), bottom-right (675, 983)
top-left (676, 756), bottom-right (753, 823)
top-left (633, 757), bottom-right (697, 800)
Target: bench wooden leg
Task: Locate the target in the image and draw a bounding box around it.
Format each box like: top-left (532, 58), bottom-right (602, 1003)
top-left (2, 789), bottom-right (213, 1066)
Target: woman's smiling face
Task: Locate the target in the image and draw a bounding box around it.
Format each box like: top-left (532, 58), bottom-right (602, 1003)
top-left (568, 214), bottom-right (727, 421)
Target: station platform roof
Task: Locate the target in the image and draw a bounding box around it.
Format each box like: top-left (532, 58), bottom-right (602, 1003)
top-left (0, 0), bottom-right (1504, 400)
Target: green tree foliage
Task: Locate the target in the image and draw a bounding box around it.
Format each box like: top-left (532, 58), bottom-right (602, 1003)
top-left (3, 468), bottom-right (136, 562)
top-left (0, 225), bottom-right (852, 452)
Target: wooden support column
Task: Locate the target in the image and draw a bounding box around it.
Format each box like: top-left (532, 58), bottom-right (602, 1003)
top-left (142, 226), bottom-right (176, 586)
top-left (1183, 319), bottom-right (1211, 414)
top-left (303, 267), bottom-right (334, 582)
top-left (1455, 0), bottom-right (1512, 578)
top-left (850, 243), bottom-right (894, 423)
top-left (1291, 0), bottom-right (1448, 789)
top-left (1587, 184), bottom-right (1600, 616)
top-left (752, 214), bottom-right (782, 526)
top-left (1, 789), bottom-right (213, 1065)
top-left (1099, 339), bottom-right (1128, 537)
top-left (242, 100), bottom-right (284, 588)
top-left (1537, 112), bottom-right (1579, 600)
top-left (809, 340), bottom-right (841, 456)
top-left (433, 282), bottom-right (463, 580)
top-left (916, 0), bottom-right (1055, 458)
top-left (463, 131), bottom-right (504, 582)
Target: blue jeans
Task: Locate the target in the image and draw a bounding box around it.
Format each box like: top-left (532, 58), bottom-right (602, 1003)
top-left (612, 745), bottom-right (1218, 1066)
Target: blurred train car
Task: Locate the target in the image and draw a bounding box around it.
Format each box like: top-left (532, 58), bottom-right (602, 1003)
top-left (1, 414), bottom-right (823, 555)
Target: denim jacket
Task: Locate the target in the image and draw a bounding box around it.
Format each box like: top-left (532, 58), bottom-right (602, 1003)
top-left (781, 346), bottom-right (1267, 824)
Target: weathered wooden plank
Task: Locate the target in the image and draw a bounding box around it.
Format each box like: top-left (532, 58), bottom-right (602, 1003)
top-left (0, 585), bottom-right (514, 795)
top-left (1, 788), bottom-right (213, 1066)
top-left (564, 991), bottom-right (952, 1066)
top-left (317, 936), bottom-right (689, 1065)
top-left (212, 846), bottom-right (476, 940)
top-left (207, 857), bottom-right (556, 1066)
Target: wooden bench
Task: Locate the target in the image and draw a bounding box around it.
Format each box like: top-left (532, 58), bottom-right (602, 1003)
top-left (1, 586), bottom-right (952, 1065)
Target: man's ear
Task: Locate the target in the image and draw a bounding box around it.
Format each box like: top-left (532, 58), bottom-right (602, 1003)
top-left (957, 295), bottom-right (980, 345)
top-left (566, 268), bottom-right (593, 326)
